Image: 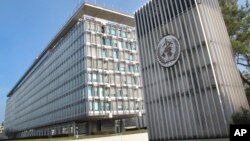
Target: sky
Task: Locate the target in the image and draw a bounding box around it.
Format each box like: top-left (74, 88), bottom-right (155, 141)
top-left (0, 0), bottom-right (147, 124)
top-left (0, 0), bottom-right (246, 124)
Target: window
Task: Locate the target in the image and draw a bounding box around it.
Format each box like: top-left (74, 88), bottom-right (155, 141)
top-left (129, 65), bottom-right (133, 73)
top-left (111, 27), bottom-right (116, 35)
top-left (94, 101), bottom-right (99, 111)
top-left (105, 102), bottom-right (110, 111)
top-left (96, 23), bottom-right (101, 32)
top-left (105, 26), bottom-right (110, 34)
top-left (115, 63), bottom-right (119, 71)
top-left (113, 50), bottom-right (119, 59)
top-left (102, 49), bottom-right (108, 57)
top-left (134, 65), bottom-right (139, 73)
top-left (129, 54), bottom-right (133, 61)
top-left (88, 73), bottom-right (92, 81)
top-left (88, 86), bottom-right (92, 96)
top-left (99, 87), bottom-right (104, 97)
top-left (117, 41), bottom-right (122, 48)
top-left (101, 26), bottom-right (105, 33)
top-left (94, 87), bottom-right (98, 96)
top-left (120, 63), bottom-right (125, 72)
top-left (132, 43), bottom-right (136, 50)
top-left (118, 101), bottom-right (123, 111)
top-left (105, 38), bottom-right (112, 46)
top-left (102, 37), bottom-right (105, 45)
top-left (117, 30), bottom-right (121, 37)
top-left (126, 42), bottom-right (131, 49)
top-left (89, 102), bottom-right (93, 111)
top-left (99, 74), bottom-right (103, 82)
top-left (93, 73), bottom-right (97, 82)
top-left (132, 77), bottom-right (137, 85)
top-left (121, 31), bottom-right (127, 38)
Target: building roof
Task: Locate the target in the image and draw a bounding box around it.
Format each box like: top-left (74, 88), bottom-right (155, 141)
top-left (7, 3), bottom-right (134, 97)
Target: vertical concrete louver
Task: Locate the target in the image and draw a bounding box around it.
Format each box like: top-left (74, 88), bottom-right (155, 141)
top-left (135, 0), bottom-right (249, 140)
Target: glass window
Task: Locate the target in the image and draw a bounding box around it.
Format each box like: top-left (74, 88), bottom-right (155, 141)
top-left (113, 50), bottom-right (119, 59)
top-left (117, 30), bottom-right (121, 37)
top-left (102, 49), bottom-right (108, 57)
top-left (88, 73), bottom-right (92, 81)
top-left (94, 101), bottom-right (99, 111)
top-left (135, 65), bottom-right (139, 73)
top-left (102, 37), bottom-right (105, 45)
top-left (126, 42), bottom-right (131, 49)
top-left (111, 27), bottom-right (116, 35)
top-left (129, 54), bottom-right (133, 61)
top-left (101, 26), bottom-right (105, 33)
top-left (132, 43), bottom-right (136, 50)
top-left (105, 38), bottom-right (112, 46)
top-left (120, 63), bottom-right (125, 72)
top-left (94, 87), bottom-right (98, 96)
top-left (132, 77), bottom-right (137, 85)
top-left (99, 87), bottom-right (104, 97)
top-left (106, 26), bottom-right (110, 34)
top-left (88, 86), bottom-right (92, 96)
top-left (115, 63), bottom-right (119, 71)
top-left (89, 102), bottom-right (93, 111)
top-left (129, 65), bottom-right (133, 73)
top-left (117, 41), bottom-right (122, 48)
top-left (118, 101), bottom-right (123, 111)
top-left (99, 74), bottom-right (103, 82)
top-left (105, 102), bottom-right (110, 111)
top-left (93, 73), bottom-right (97, 82)
top-left (121, 31), bottom-right (127, 38)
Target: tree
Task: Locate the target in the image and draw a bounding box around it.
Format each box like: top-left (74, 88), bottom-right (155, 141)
top-left (219, 0), bottom-right (250, 86)
top-left (231, 107), bottom-right (250, 124)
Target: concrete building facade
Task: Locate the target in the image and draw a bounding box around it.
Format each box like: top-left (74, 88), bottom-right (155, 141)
top-left (135, 0), bottom-right (249, 140)
top-left (5, 3), bottom-right (145, 139)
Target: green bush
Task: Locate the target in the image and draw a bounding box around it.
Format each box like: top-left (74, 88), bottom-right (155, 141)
top-left (232, 107), bottom-right (250, 124)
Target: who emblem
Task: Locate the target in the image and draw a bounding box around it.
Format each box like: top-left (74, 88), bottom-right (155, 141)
top-left (156, 35), bottom-right (181, 67)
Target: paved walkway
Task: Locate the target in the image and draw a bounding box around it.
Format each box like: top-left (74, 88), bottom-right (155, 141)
top-left (73, 133), bottom-right (229, 141)
top-left (74, 133), bottom-right (148, 141)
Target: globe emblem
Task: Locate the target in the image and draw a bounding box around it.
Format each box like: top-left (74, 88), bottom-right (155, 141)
top-left (156, 35), bottom-right (181, 67)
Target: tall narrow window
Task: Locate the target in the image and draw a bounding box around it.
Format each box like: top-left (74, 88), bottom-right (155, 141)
top-left (88, 86), bottom-right (92, 96)
top-left (120, 63), bottom-right (125, 72)
top-left (111, 27), bottom-right (116, 36)
top-left (117, 41), bottom-right (122, 48)
top-left (99, 87), bottom-right (104, 97)
top-left (89, 102), bottom-right (93, 111)
top-left (102, 49), bottom-right (108, 57)
top-left (94, 101), bottom-right (99, 111)
top-left (99, 74), bottom-right (103, 82)
top-left (102, 37), bottom-right (105, 45)
top-left (113, 50), bottom-right (119, 59)
top-left (93, 73), bottom-right (97, 82)
top-left (105, 102), bottom-right (110, 111)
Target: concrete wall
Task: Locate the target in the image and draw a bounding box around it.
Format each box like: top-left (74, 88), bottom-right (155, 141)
top-left (135, 0), bottom-right (249, 140)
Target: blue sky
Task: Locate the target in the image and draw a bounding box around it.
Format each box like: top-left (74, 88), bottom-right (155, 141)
top-left (0, 0), bottom-right (147, 124)
top-left (0, 0), bottom-right (246, 124)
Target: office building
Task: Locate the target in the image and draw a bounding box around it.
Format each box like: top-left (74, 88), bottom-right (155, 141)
top-left (135, 0), bottom-right (249, 140)
top-left (5, 3), bottom-right (145, 138)
top-left (0, 125), bottom-right (4, 134)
